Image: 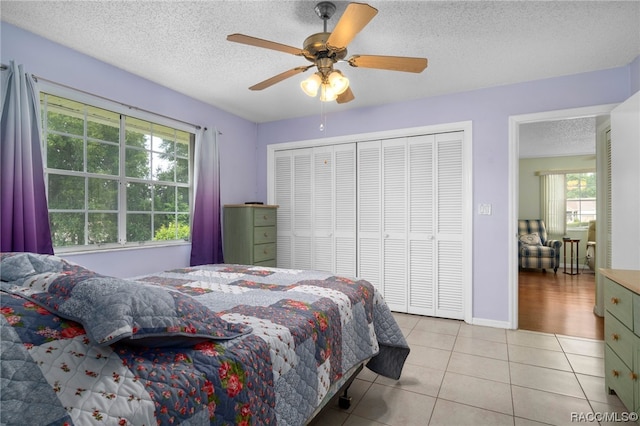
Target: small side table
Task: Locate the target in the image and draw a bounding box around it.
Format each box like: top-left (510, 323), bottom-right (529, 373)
top-left (563, 238), bottom-right (580, 275)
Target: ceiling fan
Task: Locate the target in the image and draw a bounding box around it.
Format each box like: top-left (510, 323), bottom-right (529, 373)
top-left (227, 1), bottom-right (428, 104)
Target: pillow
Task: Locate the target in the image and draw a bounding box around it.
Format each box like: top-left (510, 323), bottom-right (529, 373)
top-left (519, 233), bottom-right (542, 246)
top-left (0, 252), bottom-right (66, 281)
top-left (1, 265), bottom-right (251, 347)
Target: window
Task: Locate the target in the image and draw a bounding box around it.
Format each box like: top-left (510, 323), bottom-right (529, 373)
top-left (566, 172), bottom-right (596, 229)
top-left (40, 93), bottom-right (193, 250)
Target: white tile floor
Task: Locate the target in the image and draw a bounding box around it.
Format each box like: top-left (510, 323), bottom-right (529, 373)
top-left (309, 313), bottom-right (639, 426)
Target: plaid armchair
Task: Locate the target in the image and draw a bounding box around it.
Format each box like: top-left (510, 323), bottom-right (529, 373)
top-left (518, 219), bottom-right (563, 273)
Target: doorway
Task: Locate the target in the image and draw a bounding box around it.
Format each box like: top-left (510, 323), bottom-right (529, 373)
top-left (508, 104), bottom-right (617, 338)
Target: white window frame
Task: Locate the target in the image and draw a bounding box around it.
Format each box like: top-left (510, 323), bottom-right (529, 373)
top-left (38, 81), bottom-right (196, 254)
top-left (565, 171), bottom-right (596, 230)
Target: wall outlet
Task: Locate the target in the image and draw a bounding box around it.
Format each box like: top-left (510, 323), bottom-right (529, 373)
top-left (478, 203), bottom-right (492, 215)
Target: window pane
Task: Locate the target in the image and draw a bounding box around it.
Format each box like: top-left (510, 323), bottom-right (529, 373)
top-left (88, 213), bottom-right (118, 244)
top-left (126, 117), bottom-right (151, 149)
top-left (176, 158), bottom-right (189, 183)
top-left (566, 172), bottom-right (596, 228)
top-left (127, 182), bottom-right (152, 211)
top-left (47, 134), bottom-right (84, 171)
top-left (87, 141), bottom-right (119, 175)
top-left (178, 214), bottom-right (190, 240)
top-left (126, 147), bottom-right (151, 179)
top-left (176, 136), bottom-right (189, 157)
top-left (154, 213), bottom-right (175, 240)
top-left (46, 96), bottom-right (84, 136)
top-left (88, 178), bottom-right (118, 210)
top-left (49, 212), bottom-right (84, 247)
top-left (177, 187), bottom-right (189, 211)
top-left (152, 151), bottom-right (175, 181)
top-left (154, 185), bottom-right (175, 212)
top-left (48, 175), bottom-right (84, 209)
top-left (127, 213), bottom-right (151, 242)
top-left (87, 106), bottom-right (119, 143)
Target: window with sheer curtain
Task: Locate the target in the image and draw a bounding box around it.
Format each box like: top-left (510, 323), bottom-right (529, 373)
top-left (540, 173), bottom-right (566, 235)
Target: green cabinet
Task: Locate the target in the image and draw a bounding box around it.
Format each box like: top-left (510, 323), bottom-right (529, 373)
top-left (603, 269), bottom-right (640, 414)
top-left (223, 205), bottom-right (278, 266)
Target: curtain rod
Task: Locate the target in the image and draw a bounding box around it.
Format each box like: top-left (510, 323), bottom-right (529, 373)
top-left (535, 168), bottom-right (596, 176)
top-left (1, 62), bottom-right (218, 133)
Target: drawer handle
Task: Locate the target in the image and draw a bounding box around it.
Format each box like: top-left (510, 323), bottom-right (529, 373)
top-left (612, 333), bottom-right (619, 341)
top-left (264, 249), bottom-right (268, 254)
top-left (612, 369), bottom-right (620, 377)
top-left (263, 215), bottom-right (268, 220)
top-left (631, 372), bottom-right (638, 381)
top-left (611, 297), bottom-right (620, 305)
top-left (264, 232), bottom-right (269, 237)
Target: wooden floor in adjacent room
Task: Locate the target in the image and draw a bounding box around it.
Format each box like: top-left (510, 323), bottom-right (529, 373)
top-left (518, 268), bottom-right (604, 340)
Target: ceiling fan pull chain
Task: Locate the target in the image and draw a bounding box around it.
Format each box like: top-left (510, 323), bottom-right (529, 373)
top-left (319, 100), bottom-right (327, 131)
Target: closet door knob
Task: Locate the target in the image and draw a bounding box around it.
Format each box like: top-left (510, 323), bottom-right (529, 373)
top-left (612, 369), bottom-right (620, 377)
top-left (630, 372), bottom-right (638, 381)
top-left (612, 333), bottom-right (619, 341)
top-left (611, 297), bottom-right (619, 305)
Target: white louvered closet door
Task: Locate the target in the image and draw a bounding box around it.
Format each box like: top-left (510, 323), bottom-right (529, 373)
top-left (334, 144), bottom-right (357, 277)
top-left (382, 138), bottom-right (408, 311)
top-left (274, 144), bottom-right (356, 274)
top-left (435, 131), bottom-right (464, 319)
top-left (408, 135), bottom-right (435, 315)
top-left (313, 147), bottom-right (334, 273)
top-left (357, 141), bottom-right (382, 293)
top-left (274, 151), bottom-right (293, 268)
top-left (356, 132), bottom-right (466, 319)
top-left (293, 149), bottom-right (313, 270)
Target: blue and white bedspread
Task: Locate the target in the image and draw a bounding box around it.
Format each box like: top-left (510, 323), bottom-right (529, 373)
top-left (0, 253), bottom-right (409, 425)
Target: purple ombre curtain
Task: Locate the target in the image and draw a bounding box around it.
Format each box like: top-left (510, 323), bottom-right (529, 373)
top-left (190, 127), bottom-right (223, 266)
top-left (0, 61), bottom-right (53, 254)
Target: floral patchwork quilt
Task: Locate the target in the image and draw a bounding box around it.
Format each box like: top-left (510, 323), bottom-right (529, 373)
top-left (0, 253), bottom-right (409, 425)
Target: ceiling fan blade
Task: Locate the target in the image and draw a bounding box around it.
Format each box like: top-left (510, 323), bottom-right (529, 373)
top-left (227, 33), bottom-right (303, 56)
top-left (249, 66), bottom-right (313, 91)
top-left (326, 3), bottom-right (378, 50)
top-left (336, 87), bottom-right (355, 104)
top-left (348, 55), bottom-right (428, 73)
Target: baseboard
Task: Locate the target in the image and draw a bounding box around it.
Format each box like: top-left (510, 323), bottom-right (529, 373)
top-left (469, 317), bottom-right (513, 329)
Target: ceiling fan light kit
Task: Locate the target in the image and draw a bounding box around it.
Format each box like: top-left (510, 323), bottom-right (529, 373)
top-left (227, 1), bottom-right (428, 104)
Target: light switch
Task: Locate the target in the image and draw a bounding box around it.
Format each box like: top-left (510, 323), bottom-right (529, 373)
top-left (478, 203), bottom-right (492, 215)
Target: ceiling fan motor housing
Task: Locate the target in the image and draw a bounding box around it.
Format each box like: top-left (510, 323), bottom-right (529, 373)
top-left (303, 33), bottom-right (347, 69)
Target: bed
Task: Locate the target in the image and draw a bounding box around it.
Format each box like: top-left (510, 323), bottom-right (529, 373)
top-left (0, 252), bottom-right (409, 425)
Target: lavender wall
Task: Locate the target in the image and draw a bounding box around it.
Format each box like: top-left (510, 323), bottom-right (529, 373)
top-left (2, 21), bottom-right (637, 320)
top-left (256, 64), bottom-right (635, 323)
top-left (1, 22), bottom-right (258, 277)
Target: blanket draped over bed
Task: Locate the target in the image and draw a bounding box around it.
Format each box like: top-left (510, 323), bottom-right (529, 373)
top-left (0, 253), bottom-right (409, 425)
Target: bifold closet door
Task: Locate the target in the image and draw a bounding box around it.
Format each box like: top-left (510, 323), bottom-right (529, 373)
top-left (333, 144), bottom-right (357, 277)
top-left (433, 131), bottom-right (464, 319)
top-left (357, 132), bottom-right (465, 319)
top-left (274, 144), bottom-right (356, 274)
top-left (407, 135), bottom-right (435, 316)
top-left (274, 148), bottom-right (313, 269)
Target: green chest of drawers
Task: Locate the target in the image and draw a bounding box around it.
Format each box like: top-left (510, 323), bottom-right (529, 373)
top-left (223, 205), bottom-right (278, 267)
top-left (603, 269), bottom-right (640, 414)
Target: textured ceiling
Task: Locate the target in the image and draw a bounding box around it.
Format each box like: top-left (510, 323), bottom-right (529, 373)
top-left (519, 117), bottom-right (597, 159)
top-left (2, 1), bottom-right (639, 123)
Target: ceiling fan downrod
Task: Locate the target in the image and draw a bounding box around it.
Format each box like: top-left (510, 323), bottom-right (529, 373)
top-left (314, 1), bottom-right (337, 32)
